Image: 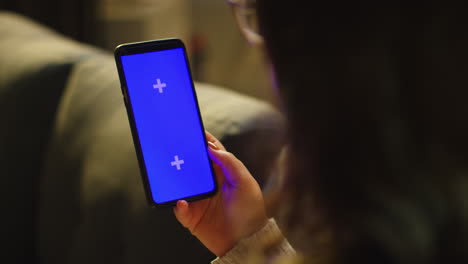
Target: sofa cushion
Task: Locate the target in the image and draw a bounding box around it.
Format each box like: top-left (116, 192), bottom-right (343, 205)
top-left (0, 11), bottom-right (101, 262)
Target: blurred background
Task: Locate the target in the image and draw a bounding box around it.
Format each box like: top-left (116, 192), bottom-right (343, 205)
top-left (1, 1), bottom-right (285, 263)
top-left (1, 0), bottom-right (274, 102)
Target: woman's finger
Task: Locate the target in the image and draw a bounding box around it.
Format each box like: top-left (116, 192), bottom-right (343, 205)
top-left (205, 130), bottom-right (226, 151)
top-left (208, 147), bottom-right (250, 187)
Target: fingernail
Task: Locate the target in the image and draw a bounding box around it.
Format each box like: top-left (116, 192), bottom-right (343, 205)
top-left (208, 141), bottom-right (218, 150)
top-left (176, 200), bottom-right (184, 209)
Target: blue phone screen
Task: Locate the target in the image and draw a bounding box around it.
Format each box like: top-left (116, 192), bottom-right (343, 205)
top-left (121, 48), bottom-right (215, 204)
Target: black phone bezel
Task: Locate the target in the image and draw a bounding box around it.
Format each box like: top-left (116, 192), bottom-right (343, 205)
top-left (114, 38), bottom-right (218, 208)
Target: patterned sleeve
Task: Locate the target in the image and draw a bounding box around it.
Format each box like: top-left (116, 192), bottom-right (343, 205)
top-left (211, 218), bottom-right (296, 264)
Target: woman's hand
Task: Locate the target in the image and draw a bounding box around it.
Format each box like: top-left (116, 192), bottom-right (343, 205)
top-left (173, 131), bottom-right (268, 257)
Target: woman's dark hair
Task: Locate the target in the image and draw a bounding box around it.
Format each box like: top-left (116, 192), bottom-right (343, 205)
top-left (256, 1), bottom-right (468, 263)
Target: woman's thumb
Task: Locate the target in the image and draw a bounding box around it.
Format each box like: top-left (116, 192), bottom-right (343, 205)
top-left (173, 200), bottom-right (192, 229)
top-left (208, 147), bottom-right (249, 187)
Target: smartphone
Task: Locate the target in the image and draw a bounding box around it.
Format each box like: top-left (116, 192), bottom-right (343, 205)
top-left (114, 38), bottom-right (217, 207)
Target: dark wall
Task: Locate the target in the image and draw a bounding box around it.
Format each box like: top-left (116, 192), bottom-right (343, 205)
top-left (1, 0), bottom-right (97, 44)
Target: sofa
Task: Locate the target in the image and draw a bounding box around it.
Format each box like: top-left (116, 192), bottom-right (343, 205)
top-left (0, 11), bottom-right (284, 264)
